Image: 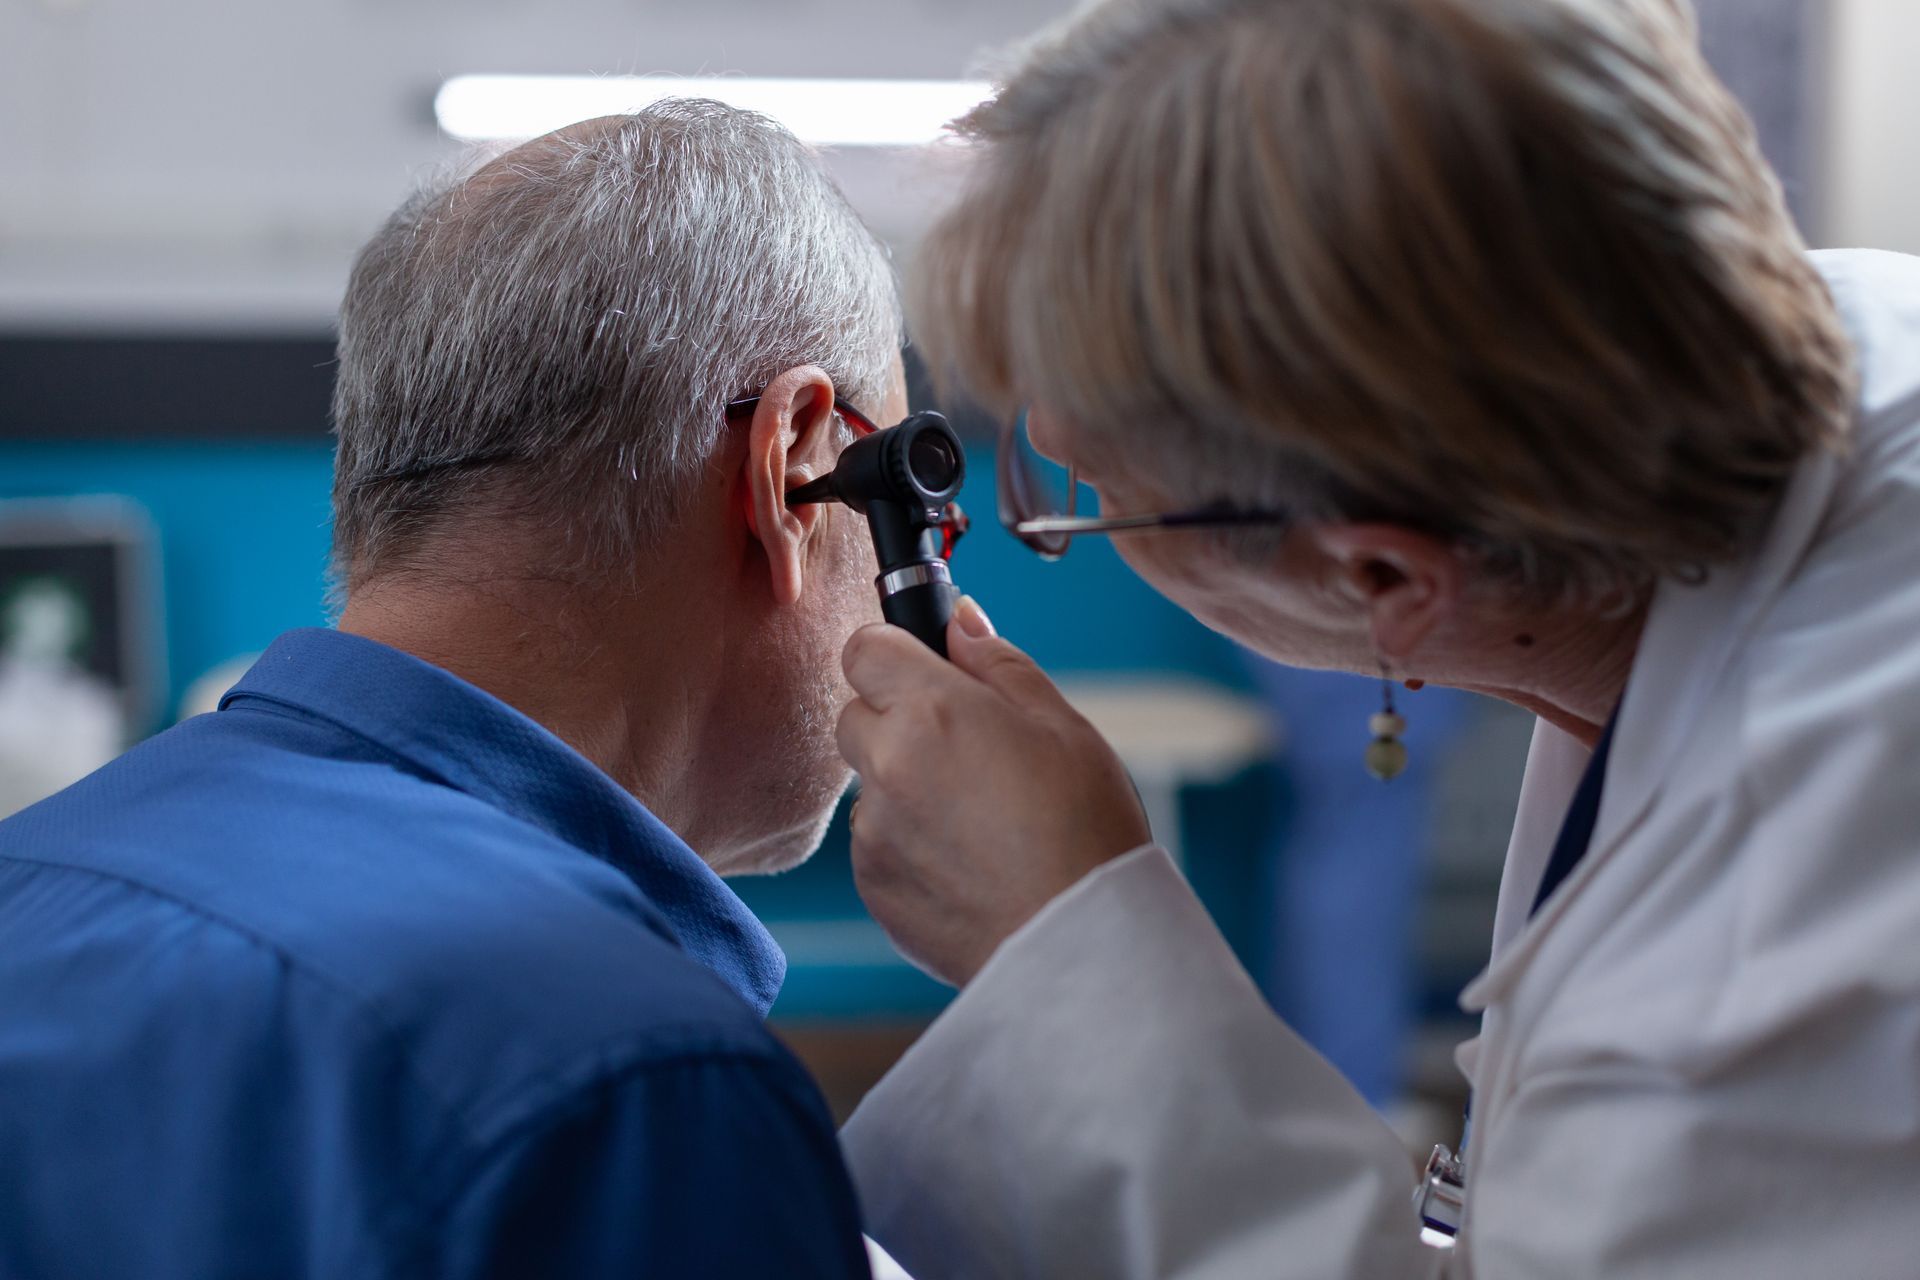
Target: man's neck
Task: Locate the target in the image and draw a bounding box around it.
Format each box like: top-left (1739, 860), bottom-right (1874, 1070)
top-left (336, 565), bottom-right (719, 844)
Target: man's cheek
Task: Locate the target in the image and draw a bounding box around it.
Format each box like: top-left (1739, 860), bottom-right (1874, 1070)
top-left (843, 533), bottom-right (884, 623)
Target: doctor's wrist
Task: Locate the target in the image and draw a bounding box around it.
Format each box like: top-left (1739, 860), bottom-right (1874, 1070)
top-left (953, 842), bottom-right (1166, 987)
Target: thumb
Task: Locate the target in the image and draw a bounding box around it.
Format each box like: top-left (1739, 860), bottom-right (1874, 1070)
top-left (947, 596), bottom-right (1063, 708)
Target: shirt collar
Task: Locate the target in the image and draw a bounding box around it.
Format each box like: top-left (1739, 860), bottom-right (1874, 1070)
top-left (221, 627), bottom-right (786, 1015)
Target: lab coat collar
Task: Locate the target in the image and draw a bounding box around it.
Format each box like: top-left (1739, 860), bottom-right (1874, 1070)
top-left (1461, 428), bottom-right (1849, 1012)
top-left (222, 627), bottom-right (788, 1016)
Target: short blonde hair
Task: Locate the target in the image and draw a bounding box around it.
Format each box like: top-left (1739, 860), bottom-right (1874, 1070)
top-left (916, 0), bottom-right (1854, 599)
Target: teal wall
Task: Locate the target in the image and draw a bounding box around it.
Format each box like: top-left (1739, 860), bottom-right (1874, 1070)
top-left (2, 442), bottom-right (337, 725)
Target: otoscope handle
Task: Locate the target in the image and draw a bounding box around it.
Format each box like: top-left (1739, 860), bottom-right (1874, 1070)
top-left (878, 562), bottom-right (959, 658)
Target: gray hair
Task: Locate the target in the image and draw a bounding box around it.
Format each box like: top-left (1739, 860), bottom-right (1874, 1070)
top-left (917, 0), bottom-right (1851, 606)
top-left (330, 99), bottom-right (902, 592)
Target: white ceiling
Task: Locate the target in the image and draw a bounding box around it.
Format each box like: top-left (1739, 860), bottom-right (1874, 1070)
top-left (8, 0), bottom-right (1920, 333)
top-left (0, 0), bottom-right (1078, 330)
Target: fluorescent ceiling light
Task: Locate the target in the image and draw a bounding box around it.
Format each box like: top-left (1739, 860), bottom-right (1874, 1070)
top-left (435, 74), bottom-right (994, 147)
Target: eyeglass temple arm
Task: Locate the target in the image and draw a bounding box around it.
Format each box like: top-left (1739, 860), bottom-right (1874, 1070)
top-left (1011, 508), bottom-right (1286, 535)
top-left (1009, 513), bottom-right (1167, 534)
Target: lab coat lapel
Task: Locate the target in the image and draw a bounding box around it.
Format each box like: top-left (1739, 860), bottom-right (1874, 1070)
top-left (1462, 437), bottom-right (1848, 1013)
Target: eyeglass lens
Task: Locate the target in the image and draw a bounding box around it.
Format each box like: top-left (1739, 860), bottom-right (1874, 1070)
top-left (999, 412), bottom-right (1092, 556)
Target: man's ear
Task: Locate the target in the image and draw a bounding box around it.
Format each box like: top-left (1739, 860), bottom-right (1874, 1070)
top-left (1307, 524), bottom-right (1462, 666)
top-left (742, 365), bottom-right (840, 607)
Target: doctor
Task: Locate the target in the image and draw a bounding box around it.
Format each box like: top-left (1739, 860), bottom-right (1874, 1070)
top-left (833, 0), bottom-right (1920, 1275)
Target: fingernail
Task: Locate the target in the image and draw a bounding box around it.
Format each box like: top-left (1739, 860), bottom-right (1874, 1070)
top-left (956, 595), bottom-right (995, 638)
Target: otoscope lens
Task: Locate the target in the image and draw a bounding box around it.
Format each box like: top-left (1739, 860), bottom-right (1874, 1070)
top-left (907, 431), bottom-right (961, 492)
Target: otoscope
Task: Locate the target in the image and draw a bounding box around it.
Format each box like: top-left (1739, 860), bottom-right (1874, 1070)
top-left (787, 411), bottom-right (971, 658)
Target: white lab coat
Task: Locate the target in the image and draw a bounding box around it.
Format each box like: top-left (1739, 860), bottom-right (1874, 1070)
top-left (840, 248), bottom-right (1920, 1279)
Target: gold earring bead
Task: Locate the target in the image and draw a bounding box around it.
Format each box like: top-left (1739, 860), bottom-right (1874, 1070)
top-left (1366, 710), bottom-right (1408, 781)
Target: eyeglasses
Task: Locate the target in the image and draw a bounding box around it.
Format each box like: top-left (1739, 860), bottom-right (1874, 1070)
top-left (725, 395), bottom-right (971, 561)
top-left (726, 393), bottom-right (883, 438)
top-left (999, 412), bottom-right (1288, 560)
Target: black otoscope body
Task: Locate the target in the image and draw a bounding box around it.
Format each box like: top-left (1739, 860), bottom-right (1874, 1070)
top-left (787, 412), bottom-right (970, 657)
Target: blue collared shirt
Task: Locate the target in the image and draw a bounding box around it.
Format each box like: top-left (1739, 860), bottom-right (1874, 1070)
top-left (0, 628), bottom-right (870, 1278)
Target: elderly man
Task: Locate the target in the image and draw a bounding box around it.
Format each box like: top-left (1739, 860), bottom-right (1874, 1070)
top-left (0, 103), bottom-right (895, 1277)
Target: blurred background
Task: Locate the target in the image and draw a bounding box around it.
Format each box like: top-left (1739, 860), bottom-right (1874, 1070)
top-left (1, 0), bottom-right (1908, 1147)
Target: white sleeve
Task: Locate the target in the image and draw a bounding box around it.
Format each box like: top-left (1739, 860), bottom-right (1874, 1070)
top-left (840, 846), bottom-right (1443, 1280)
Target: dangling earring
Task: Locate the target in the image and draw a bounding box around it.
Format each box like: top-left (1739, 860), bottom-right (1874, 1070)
top-left (1366, 677), bottom-right (1409, 781)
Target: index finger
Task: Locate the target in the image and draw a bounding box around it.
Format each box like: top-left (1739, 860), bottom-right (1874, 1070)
top-left (841, 622), bottom-right (962, 712)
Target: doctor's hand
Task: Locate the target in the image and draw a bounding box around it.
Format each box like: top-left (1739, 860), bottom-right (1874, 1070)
top-left (837, 598), bottom-right (1152, 987)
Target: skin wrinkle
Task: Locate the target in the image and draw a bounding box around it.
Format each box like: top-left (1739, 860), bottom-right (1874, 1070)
top-left (339, 362), bottom-right (903, 874)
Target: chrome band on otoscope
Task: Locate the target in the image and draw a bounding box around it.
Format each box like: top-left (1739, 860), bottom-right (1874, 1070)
top-left (879, 561), bottom-right (952, 597)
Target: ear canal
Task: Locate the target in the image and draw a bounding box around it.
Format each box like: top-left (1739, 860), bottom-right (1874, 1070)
top-left (787, 474), bottom-right (841, 509)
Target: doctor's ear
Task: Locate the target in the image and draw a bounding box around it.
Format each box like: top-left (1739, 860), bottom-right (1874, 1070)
top-left (741, 366), bottom-right (840, 607)
top-left (1308, 524), bottom-right (1463, 663)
